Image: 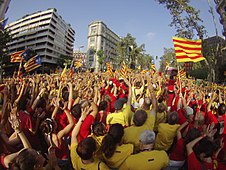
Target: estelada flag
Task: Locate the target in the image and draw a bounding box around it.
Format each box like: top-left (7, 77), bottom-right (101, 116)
top-left (10, 50), bottom-right (25, 63)
top-left (173, 37), bottom-right (205, 62)
top-left (24, 55), bottom-right (41, 72)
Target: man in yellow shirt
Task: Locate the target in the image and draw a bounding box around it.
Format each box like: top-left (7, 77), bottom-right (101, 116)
top-left (154, 111), bottom-right (180, 151)
top-left (106, 78), bottom-right (133, 127)
top-left (123, 82), bottom-right (157, 153)
top-left (120, 130), bottom-right (169, 170)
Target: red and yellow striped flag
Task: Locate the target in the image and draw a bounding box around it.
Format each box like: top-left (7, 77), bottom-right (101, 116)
top-left (106, 62), bottom-right (113, 77)
top-left (120, 62), bottom-right (127, 78)
top-left (151, 63), bottom-right (156, 74)
top-left (151, 63), bottom-right (156, 71)
top-left (173, 37), bottom-right (205, 62)
top-left (178, 69), bottom-right (186, 78)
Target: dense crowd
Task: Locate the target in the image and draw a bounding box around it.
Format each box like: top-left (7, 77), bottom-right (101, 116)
top-left (0, 71), bottom-right (225, 170)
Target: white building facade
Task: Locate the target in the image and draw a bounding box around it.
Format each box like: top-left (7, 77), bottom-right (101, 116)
top-left (87, 21), bottom-right (120, 72)
top-left (6, 8), bottom-right (75, 71)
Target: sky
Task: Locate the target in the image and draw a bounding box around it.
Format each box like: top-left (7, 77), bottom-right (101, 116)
top-left (5, 0), bottom-right (223, 68)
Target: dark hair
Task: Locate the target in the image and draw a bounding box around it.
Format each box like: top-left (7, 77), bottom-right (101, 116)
top-left (218, 103), bottom-right (226, 116)
top-left (71, 104), bottom-right (81, 120)
top-left (158, 95), bottom-right (164, 103)
top-left (98, 101), bottom-right (108, 111)
top-left (92, 122), bottom-right (106, 136)
top-left (168, 111), bottom-right (178, 125)
top-left (62, 91), bottom-right (69, 101)
top-left (10, 149), bottom-right (37, 170)
top-left (185, 128), bottom-right (201, 144)
top-left (101, 124), bottom-right (124, 158)
top-left (194, 138), bottom-right (215, 161)
top-left (76, 137), bottom-right (96, 160)
top-left (17, 95), bottom-right (29, 111)
top-left (39, 118), bottom-right (55, 134)
top-left (36, 97), bottom-right (46, 109)
top-left (133, 110), bottom-right (147, 126)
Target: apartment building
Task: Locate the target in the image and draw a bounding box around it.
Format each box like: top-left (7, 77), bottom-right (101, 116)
top-left (6, 8), bottom-right (75, 71)
top-left (87, 21), bottom-right (120, 72)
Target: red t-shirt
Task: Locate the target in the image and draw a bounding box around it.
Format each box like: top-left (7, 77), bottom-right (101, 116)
top-left (170, 138), bottom-right (186, 161)
top-left (177, 109), bottom-right (187, 125)
top-left (188, 152), bottom-right (214, 170)
top-left (55, 138), bottom-right (69, 160)
top-left (55, 111), bottom-right (68, 132)
top-left (78, 114), bottom-right (95, 142)
top-left (18, 110), bottom-right (40, 150)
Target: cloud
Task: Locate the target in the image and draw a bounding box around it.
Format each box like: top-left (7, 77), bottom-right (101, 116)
top-left (146, 32), bottom-right (156, 39)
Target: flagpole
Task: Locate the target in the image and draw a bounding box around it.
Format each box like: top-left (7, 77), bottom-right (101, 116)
top-left (177, 65), bottom-right (182, 94)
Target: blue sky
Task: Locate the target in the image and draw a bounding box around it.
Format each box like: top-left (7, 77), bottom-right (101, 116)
top-left (5, 0), bottom-right (223, 67)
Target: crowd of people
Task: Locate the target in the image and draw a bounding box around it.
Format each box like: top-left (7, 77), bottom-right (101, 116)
top-left (0, 71), bottom-right (225, 170)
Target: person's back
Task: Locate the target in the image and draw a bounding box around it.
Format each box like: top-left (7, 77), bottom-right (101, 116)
top-left (123, 109), bottom-right (155, 152)
top-left (121, 130), bottom-right (169, 170)
top-left (120, 150), bottom-right (169, 170)
top-left (154, 111), bottom-right (180, 151)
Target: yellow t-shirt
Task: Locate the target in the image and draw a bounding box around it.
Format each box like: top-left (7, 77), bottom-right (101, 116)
top-left (103, 144), bottom-right (134, 169)
top-left (154, 111), bottom-right (167, 132)
top-left (123, 111), bottom-right (155, 153)
top-left (70, 142), bottom-right (110, 170)
top-left (106, 105), bottom-right (132, 127)
top-left (154, 123), bottom-right (180, 151)
top-left (120, 150), bottom-right (169, 170)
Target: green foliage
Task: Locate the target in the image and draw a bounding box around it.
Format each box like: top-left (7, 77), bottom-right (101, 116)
top-left (155, 0), bottom-right (206, 39)
top-left (159, 48), bottom-right (177, 72)
top-left (96, 49), bottom-right (107, 71)
top-left (189, 68), bottom-right (208, 80)
top-left (58, 54), bottom-right (72, 68)
top-left (116, 33), bottom-right (151, 69)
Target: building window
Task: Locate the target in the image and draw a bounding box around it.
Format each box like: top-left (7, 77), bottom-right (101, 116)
top-left (90, 37), bottom-right (95, 45)
top-left (91, 26), bottom-right (97, 35)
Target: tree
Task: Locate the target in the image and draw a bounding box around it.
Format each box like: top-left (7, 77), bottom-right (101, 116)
top-left (156, 0), bottom-right (226, 82)
top-left (57, 54), bottom-right (73, 68)
top-left (96, 50), bottom-right (107, 72)
top-left (155, 0), bottom-right (206, 39)
top-left (137, 52), bottom-right (153, 70)
top-left (159, 48), bottom-right (177, 72)
top-left (117, 33), bottom-right (146, 69)
top-left (202, 37), bottom-right (225, 82)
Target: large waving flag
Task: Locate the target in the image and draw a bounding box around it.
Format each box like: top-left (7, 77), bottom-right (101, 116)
top-left (173, 37), bottom-right (205, 62)
top-left (24, 55), bottom-right (41, 72)
top-left (10, 50), bottom-right (26, 63)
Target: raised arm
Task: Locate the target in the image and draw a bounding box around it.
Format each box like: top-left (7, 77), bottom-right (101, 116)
top-left (177, 121), bottom-right (189, 140)
top-left (67, 82), bottom-right (73, 110)
top-left (123, 77), bottom-right (132, 106)
top-left (57, 109), bottom-right (74, 140)
top-left (71, 107), bottom-right (89, 144)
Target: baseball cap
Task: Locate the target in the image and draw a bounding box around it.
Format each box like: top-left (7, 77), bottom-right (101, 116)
top-left (140, 130), bottom-right (155, 145)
